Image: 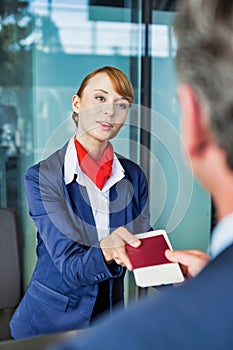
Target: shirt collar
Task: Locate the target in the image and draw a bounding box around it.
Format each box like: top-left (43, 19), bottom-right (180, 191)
top-left (64, 137), bottom-right (79, 185)
top-left (64, 136), bottom-right (125, 189)
top-left (209, 212), bottom-right (233, 258)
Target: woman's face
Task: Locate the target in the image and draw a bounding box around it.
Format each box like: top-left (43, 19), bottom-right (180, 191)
top-left (72, 72), bottom-right (130, 149)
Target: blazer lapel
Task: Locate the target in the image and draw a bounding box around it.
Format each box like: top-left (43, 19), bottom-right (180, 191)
top-left (66, 180), bottom-right (99, 247)
top-left (109, 177), bottom-right (131, 232)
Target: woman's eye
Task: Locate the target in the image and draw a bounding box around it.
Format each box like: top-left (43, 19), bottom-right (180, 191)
top-left (115, 102), bottom-right (129, 110)
top-left (95, 95), bottom-right (105, 102)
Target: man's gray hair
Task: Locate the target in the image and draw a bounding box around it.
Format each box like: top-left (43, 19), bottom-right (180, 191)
top-left (174, 0), bottom-right (233, 169)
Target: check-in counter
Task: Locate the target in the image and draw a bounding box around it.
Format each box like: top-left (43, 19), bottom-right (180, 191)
top-left (0, 330), bottom-right (84, 350)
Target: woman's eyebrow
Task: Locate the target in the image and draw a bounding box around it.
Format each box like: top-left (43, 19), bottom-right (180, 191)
top-left (93, 89), bottom-right (108, 94)
top-left (93, 89), bottom-right (127, 102)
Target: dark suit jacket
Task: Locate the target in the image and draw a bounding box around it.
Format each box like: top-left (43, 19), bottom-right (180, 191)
top-left (10, 143), bottom-right (151, 339)
top-left (51, 243), bottom-right (233, 350)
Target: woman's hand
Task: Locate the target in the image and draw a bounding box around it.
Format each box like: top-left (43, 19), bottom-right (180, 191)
top-left (165, 249), bottom-right (211, 279)
top-left (100, 227), bottom-right (141, 271)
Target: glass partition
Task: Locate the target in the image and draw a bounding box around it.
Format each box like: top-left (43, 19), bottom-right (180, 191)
top-left (150, 10), bottom-right (211, 251)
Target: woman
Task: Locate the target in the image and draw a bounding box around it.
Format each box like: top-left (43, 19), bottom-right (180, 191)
top-left (10, 66), bottom-right (151, 338)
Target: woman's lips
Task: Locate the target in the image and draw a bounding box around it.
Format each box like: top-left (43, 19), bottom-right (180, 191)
top-left (97, 121), bottom-right (114, 129)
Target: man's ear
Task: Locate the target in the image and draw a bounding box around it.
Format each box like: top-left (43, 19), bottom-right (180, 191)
top-left (72, 94), bottom-right (80, 113)
top-left (178, 84), bottom-right (210, 157)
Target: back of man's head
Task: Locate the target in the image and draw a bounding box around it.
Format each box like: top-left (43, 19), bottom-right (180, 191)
top-left (174, 0), bottom-right (233, 170)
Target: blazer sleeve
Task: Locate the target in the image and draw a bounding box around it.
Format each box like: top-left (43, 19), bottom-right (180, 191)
top-left (24, 159), bottom-right (123, 289)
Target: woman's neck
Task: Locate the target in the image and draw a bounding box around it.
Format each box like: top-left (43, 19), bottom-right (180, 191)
top-left (75, 135), bottom-right (109, 160)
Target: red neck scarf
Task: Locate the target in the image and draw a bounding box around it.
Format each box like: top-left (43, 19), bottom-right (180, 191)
top-left (74, 137), bottom-right (114, 190)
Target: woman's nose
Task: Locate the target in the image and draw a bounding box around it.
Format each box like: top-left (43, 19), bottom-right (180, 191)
top-left (103, 102), bottom-right (114, 116)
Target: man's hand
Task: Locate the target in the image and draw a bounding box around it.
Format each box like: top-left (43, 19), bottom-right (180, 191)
top-left (100, 227), bottom-right (141, 271)
top-left (165, 249), bottom-right (210, 278)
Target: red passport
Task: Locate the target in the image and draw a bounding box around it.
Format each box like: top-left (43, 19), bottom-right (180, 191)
top-left (126, 230), bottom-right (184, 287)
top-left (126, 234), bottom-right (171, 269)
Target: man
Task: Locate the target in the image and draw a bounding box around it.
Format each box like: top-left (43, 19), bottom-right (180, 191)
top-left (51, 0), bottom-right (233, 349)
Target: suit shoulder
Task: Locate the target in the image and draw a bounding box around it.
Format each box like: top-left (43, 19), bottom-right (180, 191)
top-left (116, 153), bottom-right (144, 175)
top-left (25, 143), bottom-right (68, 179)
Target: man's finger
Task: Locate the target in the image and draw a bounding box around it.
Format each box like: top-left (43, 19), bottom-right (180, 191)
top-left (165, 249), bottom-right (198, 265)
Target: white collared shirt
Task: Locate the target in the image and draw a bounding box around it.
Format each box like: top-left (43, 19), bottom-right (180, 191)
top-left (64, 137), bottom-right (125, 241)
top-left (209, 212), bottom-right (233, 258)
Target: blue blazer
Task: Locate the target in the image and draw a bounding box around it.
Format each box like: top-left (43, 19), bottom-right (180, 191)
top-left (10, 143), bottom-right (151, 339)
top-left (52, 243), bottom-right (233, 350)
